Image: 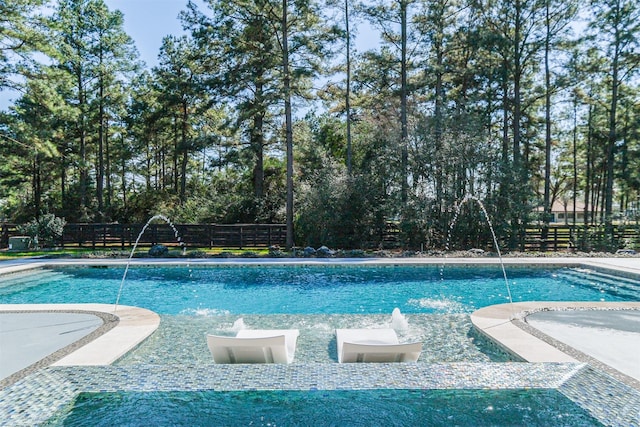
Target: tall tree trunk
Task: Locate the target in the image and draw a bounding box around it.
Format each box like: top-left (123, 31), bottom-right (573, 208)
top-left (252, 81), bottom-right (265, 199)
top-left (97, 70), bottom-right (105, 221)
top-left (619, 108), bottom-right (630, 212)
top-left (120, 135), bottom-right (127, 214)
top-left (512, 0), bottom-right (522, 172)
top-left (345, 0), bottom-right (352, 175)
top-left (253, 113), bottom-right (265, 199)
top-left (512, 0), bottom-right (526, 250)
top-left (105, 118), bottom-right (111, 216)
top-left (604, 36), bottom-right (620, 244)
top-left (173, 115), bottom-right (179, 194)
top-left (60, 151), bottom-right (67, 212)
top-left (180, 100), bottom-right (189, 203)
top-left (283, 0), bottom-right (295, 250)
top-left (434, 4), bottom-right (444, 214)
top-left (77, 71), bottom-right (88, 216)
top-left (400, 0), bottom-right (408, 204)
top-left (585, 102), bottom-right (593, 227)
top-left (145, 133), bottom-right (152, 190)
top-left (33, 152), bottom-right (41, 217)
top-left (572, 91), bottom-right (578, 227)
top-left (542, 0), bottom-right (552, 249)
top-left (500, 59), bottom-right (515, 248)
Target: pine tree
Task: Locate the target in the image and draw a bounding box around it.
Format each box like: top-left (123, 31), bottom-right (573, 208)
top-left (588, 0), bottom-right (640, 243)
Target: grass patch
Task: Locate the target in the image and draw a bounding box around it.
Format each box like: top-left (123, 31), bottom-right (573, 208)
top-left (0, 247), bottom-right (274, 259)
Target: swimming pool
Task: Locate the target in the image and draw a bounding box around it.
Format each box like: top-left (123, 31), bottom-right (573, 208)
top-left (1, 259), bottom-right (640, 426)
top-left (1, 264), bottom-right (637, 314)
top-left (3, 262), bottom-right (639, 365)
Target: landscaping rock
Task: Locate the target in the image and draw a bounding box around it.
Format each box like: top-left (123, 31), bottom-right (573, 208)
top-left (303, 246), bottom-right (316, 257)
top-left (269, 245), bottom-right (283, 256)
top-left (468, 248), bottom-right (485, 254)
top-left (615, 249), bottom-right (637, 255)
top-left (148, 244), bottom-right (169, 257)
top-left (316, 246), bottom-right (335, 257)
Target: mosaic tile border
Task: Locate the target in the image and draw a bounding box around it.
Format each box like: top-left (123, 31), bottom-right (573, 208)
top-left (1, 363), bottom-right (639, 426)
top-left (560, 366), bottom-right (640, 425)
top-left (5, 362), bottom-right (636, 426)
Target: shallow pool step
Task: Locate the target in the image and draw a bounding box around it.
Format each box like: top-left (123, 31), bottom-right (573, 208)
top-left (0, 270), bottom-right (66, 295)
top-left (557, 268), bottom-right (640, 299)
top-left (569, 268), bottom-right (640, 288)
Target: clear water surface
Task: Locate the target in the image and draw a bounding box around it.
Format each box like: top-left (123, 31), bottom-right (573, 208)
top-left (0, 264), bottom-right (636, 315)
top-left (44, 389), bottom-right (602, 427)
top-left (2, 264), bottom-right (630, 426)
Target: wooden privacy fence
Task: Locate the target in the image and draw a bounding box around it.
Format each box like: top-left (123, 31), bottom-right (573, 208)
top-left (524, 225), bottom-right (640, 251)
top-left (2, 222), bottom-right (638, 251)
top-left (1, 223), bottom-right (286, 250)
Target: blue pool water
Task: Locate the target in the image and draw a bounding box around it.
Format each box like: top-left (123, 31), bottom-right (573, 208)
top-left (3, 263), bottom-right (637, 426)
top-left (45, 389), bottom-right (601, 426)
top-left (0, 265), bottom-right (637, 315)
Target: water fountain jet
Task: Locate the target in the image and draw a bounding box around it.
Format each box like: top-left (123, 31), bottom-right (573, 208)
top-left (445, 195), bottom-right (513, 305)
top-left (113, 214), bottom-right (186, 313)
top-left (232, 318), bottom-right (246, 332)
top-left (391, 307), bottom-right (409, 332)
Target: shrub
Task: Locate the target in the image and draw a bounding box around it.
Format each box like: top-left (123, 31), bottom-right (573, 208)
top-left (18, 214), bottom-right (66, 248)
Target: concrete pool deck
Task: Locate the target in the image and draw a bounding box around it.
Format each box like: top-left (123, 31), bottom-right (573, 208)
top-left (0, 304), bottom-right (160, 387)
top-left (0, 256), bottom-right (639, 389)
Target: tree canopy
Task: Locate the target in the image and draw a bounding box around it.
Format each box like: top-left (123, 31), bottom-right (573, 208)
top-left (1, 0), bottom-right (639, 251)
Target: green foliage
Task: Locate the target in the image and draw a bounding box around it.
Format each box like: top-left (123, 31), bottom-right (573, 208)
top-left (0, 0), bottom-right (48, 89)
top-left (1, 0), bottom-right (639, 253)
top-left (398, 199), bottom-right (437, 250)
top-left (18, 213), bottom-right (67, 248)
top-left (296, 163), bottom-right (387, 249)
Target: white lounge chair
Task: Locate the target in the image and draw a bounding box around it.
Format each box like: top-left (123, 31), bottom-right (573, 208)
top-left (206, 329), bottom-right (299, 364)
top-left (336, 328), bottom-right (422, 363)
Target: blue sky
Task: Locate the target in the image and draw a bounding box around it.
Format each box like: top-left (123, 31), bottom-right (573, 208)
top-left (104, 0), bottom-right (203, 67)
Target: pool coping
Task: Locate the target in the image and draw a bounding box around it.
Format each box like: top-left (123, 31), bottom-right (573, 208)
top-left (0, 255), bottom-right (638, 268)
top-left (471, 301), bottom-right (640, 361)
